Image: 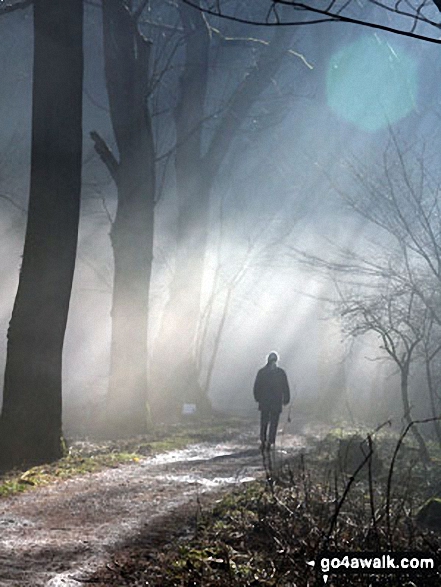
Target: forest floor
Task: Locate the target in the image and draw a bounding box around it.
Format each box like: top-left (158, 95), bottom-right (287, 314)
top-left (2, 418), bottom-right (441, 587)
top-left (82, 422), bottom-right (441, 587)
top-left (0, 415), bottom-right (316, 587)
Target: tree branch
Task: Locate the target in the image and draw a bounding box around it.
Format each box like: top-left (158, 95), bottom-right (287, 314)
top-left (0, 0), bottom-right (32, 16)
top-left (90, 131), bottom-right (120, 184)
top-left (0, 192), bottom-right (26, 213)
top-left (180, 0), bottom-right (441, 45)
top-left (202, 26), bottom-right (292, 179)
top-left (132, 0), bottom-right (149, 21)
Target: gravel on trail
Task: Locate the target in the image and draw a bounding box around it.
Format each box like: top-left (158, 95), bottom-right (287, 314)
top-left (0, 422), bottom-right (314, 586)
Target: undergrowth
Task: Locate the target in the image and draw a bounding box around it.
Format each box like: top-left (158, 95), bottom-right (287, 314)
top-left (0, 415), bottom-right (246, 498)
top-left (92, 423), bottom-right (441, 586)
top-left (0, 451), bottom-right (139, 497)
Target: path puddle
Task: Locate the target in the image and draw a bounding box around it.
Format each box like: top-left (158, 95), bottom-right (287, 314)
top-left (156, 473), bottom-right (256, 487)
top-left (148, 443), bottom-right (239, 465)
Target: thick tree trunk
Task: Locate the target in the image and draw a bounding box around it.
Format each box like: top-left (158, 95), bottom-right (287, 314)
top-left (0, 0), bottom-right (83, 468)
top-left (106, 171), bottom-right (154, 436)
top-left (99, 0), bottom-right (155, 436)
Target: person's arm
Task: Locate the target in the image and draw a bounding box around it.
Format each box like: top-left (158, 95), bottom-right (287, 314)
top-left (253, 371), bottom-right (262, 402)
top-left (282, 370), bottom-right (290, 405)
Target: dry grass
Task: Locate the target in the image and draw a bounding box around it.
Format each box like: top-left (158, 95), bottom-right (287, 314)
top-left (90, 428), bottom-right (441, 586)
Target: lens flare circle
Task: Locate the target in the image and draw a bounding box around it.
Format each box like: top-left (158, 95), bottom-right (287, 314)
top-left (326, 35), bottom-right (417, 132)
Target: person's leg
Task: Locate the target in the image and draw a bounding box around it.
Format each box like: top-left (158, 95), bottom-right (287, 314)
top-left (268, 411), bottom-right (280, 446)
top-left (260, 409), bottom-right (270, 447)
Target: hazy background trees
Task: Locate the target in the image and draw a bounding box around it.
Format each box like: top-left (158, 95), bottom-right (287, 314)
top-left (149, 5), bottom-right (301, 419)
top-left (297, 137), bottom-right (441, 452)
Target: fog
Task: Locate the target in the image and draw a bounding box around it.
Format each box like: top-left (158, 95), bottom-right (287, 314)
top-left (0, 1), bottom-right (440, 437)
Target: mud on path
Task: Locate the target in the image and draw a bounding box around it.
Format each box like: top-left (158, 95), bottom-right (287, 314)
top-left (0, 422), bottom-right (318, 586)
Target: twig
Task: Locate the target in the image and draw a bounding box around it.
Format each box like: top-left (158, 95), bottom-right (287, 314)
top-left (385, 416), bottom-right (440, 546)
top-left (367, 434), bottom-right (380, 547)
top-left (324, 441), bottom-right (373, 547)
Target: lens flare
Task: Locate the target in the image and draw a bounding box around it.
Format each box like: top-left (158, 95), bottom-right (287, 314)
top-left (326, 35), bottom-right (417, 132)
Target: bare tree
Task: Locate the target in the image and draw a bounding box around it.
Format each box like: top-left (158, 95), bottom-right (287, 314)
top-left (340, 138), bottom-right (441, 324)
top-left (289, 137), bottom-right (441, 454)
top-left (0, 0), bottom-right (84, 468)
top-left (151, 0), bottom-right (301, 419)
top-left (90, 0), bottom-right (155, 437)
top-left (341, 286), bottom-right (430, 460)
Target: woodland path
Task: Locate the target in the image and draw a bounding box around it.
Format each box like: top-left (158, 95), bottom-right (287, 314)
top-left (0, 421), bottom-right (316, 586)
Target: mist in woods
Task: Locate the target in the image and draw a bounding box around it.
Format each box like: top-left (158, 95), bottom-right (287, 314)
top-left (0, 0), bottom-right (441, 464)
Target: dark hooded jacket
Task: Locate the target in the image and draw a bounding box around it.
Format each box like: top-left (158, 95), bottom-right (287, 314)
top-left (253, 364), bottom-right (290, 413)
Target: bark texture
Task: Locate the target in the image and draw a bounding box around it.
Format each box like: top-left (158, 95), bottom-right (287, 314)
top-left (95, 0), bottom-right (155, 436)
top-left (0, 0), bottom-right (83, 468)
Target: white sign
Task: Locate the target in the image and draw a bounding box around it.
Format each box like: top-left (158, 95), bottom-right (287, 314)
top-left (182, 403), bottom-right (197, 415)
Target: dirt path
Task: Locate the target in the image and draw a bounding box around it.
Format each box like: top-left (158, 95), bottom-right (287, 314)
top-left (0, 424), bottom-right (313, 587)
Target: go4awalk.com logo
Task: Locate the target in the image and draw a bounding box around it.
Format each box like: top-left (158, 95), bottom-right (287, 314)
top-left (306, 552), bottom-right (439, 584)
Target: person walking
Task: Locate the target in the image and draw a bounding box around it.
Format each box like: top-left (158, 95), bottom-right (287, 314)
top-left (253, 352), bottom-right (290, 451)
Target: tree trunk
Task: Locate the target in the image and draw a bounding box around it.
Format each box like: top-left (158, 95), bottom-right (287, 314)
top-left (150, 174), bottom-right (213, 419)
top-left (149, 2), bottom-right (211, 419)
top-left (0, 0), bottom-right (83, 468)
top-left (401, 362), bottom-right (430, 462)
top-left (99, 0), bottom-right (155, 436)
top-left (423, 350), bottom-right (441, 446)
